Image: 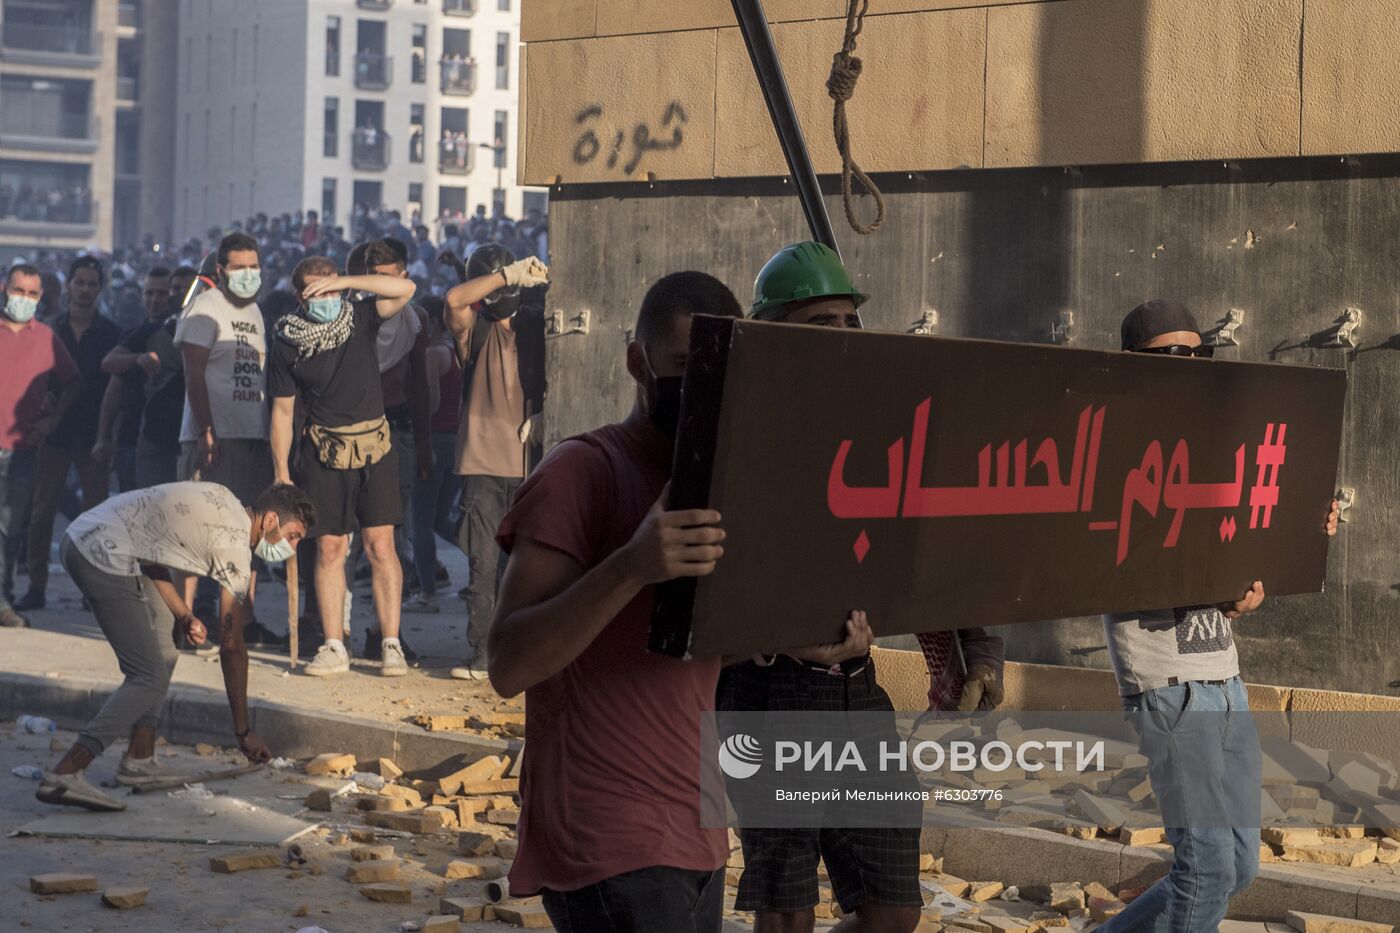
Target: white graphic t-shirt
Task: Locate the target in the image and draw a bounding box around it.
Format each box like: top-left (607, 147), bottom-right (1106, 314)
top-left (1103, 607), bottom-right (1241, 697)
top-left (174, 288), bottom-right (269, 441)
top-left (64, 482), bottom-right (253, 601)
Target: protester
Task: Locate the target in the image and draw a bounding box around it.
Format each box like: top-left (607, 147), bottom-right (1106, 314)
top-left (17, 256), bottom-right (122, 612)
top-left (0, 265), bottom-right (79, 628)
top-left (719, 241), bottom-right (924, 933)
top-left (406, 296), bottom-right (460, 613)
top-left (131, 266), bottom-right (196, 488)
top-left (1097, 299), bottom-right (1342, 933)
top-left (94, 266), bottom-right (174, 492)
top-left (36, 482), bottom-right (313, 812)
top-left (440, 245), bottom-right (548, 678)
top-left (268, 256), bottom-right (417, 677)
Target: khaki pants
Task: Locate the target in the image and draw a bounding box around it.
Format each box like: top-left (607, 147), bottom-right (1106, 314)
top-left (27, 443), bottom-right (108, 595)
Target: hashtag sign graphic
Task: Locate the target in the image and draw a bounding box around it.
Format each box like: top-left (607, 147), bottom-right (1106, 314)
top-left (1249, 423), bottom-right (1288, 529)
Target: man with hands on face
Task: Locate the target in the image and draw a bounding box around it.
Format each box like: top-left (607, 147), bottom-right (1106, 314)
top-left (37, 481), bottom-right (314, 812)
top-left (268, 257), bottom-right (416, 678)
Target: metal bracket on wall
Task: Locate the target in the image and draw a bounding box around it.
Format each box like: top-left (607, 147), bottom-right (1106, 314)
top-left (1050, 310), bottom-right (1075, 345)
top-left (1323, 307), bottom-right (1363, 348)
top-left (547, 309), bottom-right (591, 339)
top-left (1204, 308), bottom-right (1245, 347)
top-left (911, 309), bottom-right (939, 336)
top-left (1336, 486), bottom-right (1356, 523)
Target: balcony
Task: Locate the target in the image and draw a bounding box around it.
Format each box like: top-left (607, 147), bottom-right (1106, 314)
top-left (357, 0), bottom-right (392, 8)
top-left (116, 76), bottom-right (138, 103)
top-left (443, 0), bottom-right (476, 16)
top-left (0, 194), bottom-right (98, 238)
top-left (438, 140), bottom-right (474, 175)
top-left (439, 58), bottom-right (477, 96)
top-left (0, 113), bottom-right (99, 154)
top-left (354, 51), bottom-right (392, 90)
top-left (352, 129), bottom-right (391, 171)
top-left (0, 24), bottom-right (101, 68)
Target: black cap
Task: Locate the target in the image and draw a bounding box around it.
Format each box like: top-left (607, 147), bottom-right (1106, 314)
top-left (1121, 299), bottom-right (1201, 350)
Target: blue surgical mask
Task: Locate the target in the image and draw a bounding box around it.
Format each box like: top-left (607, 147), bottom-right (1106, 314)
top-left (226, 268), bottom-right (261, 299)
top-left (254, 517), bottom-right (295, 564)
top-left (306, 296), bottom-right (343, 324)
top-left (4, 293), bottom-right (37, 324)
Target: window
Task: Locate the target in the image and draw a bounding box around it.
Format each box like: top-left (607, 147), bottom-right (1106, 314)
top-left (326, 15), bottom-right (341, 77)
top-left (498, 0), bottom-right (510, 9)
top-left (411, 24), bottom-right (427, 84)
top-left (409, 103), bottom-right (424, 164)
top-left (493, 111), bottom-right (507, 168)
top-left (408, 182), bottom-right (423, 215)
top-left (495, 31), bottom-right (509, 89)
top-left (322, 178), bottom-right (337, 225)
top-left (492, 187), bottom-right (505, 217)
top-left (324, 97), bottom-right (339, 157)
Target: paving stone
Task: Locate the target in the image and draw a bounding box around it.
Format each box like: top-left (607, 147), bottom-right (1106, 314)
top-left (101, 886), bottom-right (149, 909)
top-left (1286, 911), bottom-right (1394, 933)
top-left (1049, 882), bottom-right (1084, 913)
top-left (1378, 838), bottom-right (1400, 864)
top-left (1263, 826), bottom-right (1322, 846)
top-left (443, 857), bottom-right (507, 880)
top-left (30, 873), bottom-right (98, 894)
top-left (457, 830), bottom-right (496, 857)
top-left (359, 882), bottom-right (412, 904)
top-left (1260, 739), bottom-right (1331, 786)
top-left (305, 752), bottom-right (356, 776)
top-left (493, 899), bottom-right (552, 928)
top-left (969, 881), bottom-right (1003, 902)
top-left (352, 845), bottom-right (396, 862)
top-left (1089, 895), bottom-right (1126, 922)
top-left (1073, 790), bottom-right (1128, 833)
top-left (1119, 826), bottom-right (1167, 846)
top-left (439, 897), bottom-right (487, 921)
top-left (381, 783), bottom-right (424, 805)
top-left (345, 859), bottom-right (400, 883)
top-left (1279, 839), bottom-right (1378, 868)
top-left (1029, 911), bottom-right (1069, 928)
top-left (422, 916), bottom-right (459, 933)
top-left (209, 849), bottom-right (282, 873)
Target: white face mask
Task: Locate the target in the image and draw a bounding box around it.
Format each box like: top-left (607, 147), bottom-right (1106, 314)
top-left (253, 515), bottom-right (295, 564)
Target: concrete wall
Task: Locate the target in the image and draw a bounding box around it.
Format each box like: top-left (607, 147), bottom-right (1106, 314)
top-left (519, 0), bottom-right (1400, 185)
top-left (140, 0), bottom-right (180, 245)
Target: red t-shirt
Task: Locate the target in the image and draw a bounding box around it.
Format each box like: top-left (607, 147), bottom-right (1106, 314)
top-left (0, 320), bottom-right (78, 450)
top-left (496, 416), bottom-right (727, 895)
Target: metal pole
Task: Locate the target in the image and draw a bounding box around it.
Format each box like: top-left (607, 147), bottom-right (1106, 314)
top-left (731, 0), bottom-right (841, 260)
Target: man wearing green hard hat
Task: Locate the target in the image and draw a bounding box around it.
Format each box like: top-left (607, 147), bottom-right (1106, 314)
top-left (748, 240), bottom-right (868, 328)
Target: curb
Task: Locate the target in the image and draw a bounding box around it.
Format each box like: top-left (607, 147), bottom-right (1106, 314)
top-left (922, 817), bottom-right (1400, 922)
top-left (0, 671), bottom-right (507, 773)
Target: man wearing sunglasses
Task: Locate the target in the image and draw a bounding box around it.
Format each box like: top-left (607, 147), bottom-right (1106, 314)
top-left (1101, 299), bottom-right (1340, 932)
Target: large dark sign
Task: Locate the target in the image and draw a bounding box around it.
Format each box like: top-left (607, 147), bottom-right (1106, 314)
top-left (650, 317), bottom-right (1347, 658)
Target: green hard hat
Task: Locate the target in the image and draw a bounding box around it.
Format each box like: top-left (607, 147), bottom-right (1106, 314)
top-left (750, 241), bottom-right (868, 321)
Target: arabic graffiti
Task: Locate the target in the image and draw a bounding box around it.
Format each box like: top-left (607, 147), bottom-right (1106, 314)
top-left (827, 398), bottom-right (1290, 568)
top-left (572, 102), bottom-right (688, 176)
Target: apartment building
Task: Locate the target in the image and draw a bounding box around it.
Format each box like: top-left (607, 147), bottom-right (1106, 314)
top-left (175, 0), bottom-right (539, 242)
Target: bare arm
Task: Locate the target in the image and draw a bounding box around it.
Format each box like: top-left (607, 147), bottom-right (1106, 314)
top-left (180, 343), bottom-right (214, 435)
top-left (445, 272), bottom-right (507, 340)
top-left (270, 395), bottom-right (295, 485)
top-left (93, 376), bottom-right (123, 448)
top-left (101, 344), bottom-right (142, 375)
top-left (301, 273), bottom-right (416, 319)
top-left (217, 586), bottom-right (269, 762)
top-left (141, 564), bottom-right (201, 640)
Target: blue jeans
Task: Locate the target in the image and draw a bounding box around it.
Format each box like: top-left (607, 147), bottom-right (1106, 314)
top-left (0, 448), bottom-right (36, 608)
top-left (408, 433), bottom-right (459, 598)
top-left (1100, 676), bottom-right (1261, 933)
top-left (542, 866), bottom-right (724, 933)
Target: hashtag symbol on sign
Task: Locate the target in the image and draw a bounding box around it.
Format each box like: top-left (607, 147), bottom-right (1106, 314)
top-left (1249, 423), bottom-right (1288, 530)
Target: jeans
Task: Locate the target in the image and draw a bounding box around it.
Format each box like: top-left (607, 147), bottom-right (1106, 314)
top-left (457, 474), bottom-right (521, 652)
top-left (391, 424), bottom-right (416, 585)
top-left (1099, 676), bottom-right (1261, 933)
top-left (0, 448), bottom-right (36, 608)
top-left (27, 442), bottom-right (108, 595)
top-left (542, 866), bottom-right (724, 933)
top-left (134, 437), bottom-right (180, 488)
top-left (409, 434), bottom-right (458, 599)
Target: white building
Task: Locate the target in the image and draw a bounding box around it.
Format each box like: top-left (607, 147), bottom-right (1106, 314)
top-left (174, 0), bottom-right (541, 241)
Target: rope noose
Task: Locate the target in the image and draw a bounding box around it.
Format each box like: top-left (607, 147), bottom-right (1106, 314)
top-left (827, 0), bottom-right (886, 236)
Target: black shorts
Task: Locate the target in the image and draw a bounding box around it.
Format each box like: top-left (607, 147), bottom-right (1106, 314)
top-left (296, 436), bottom-right (403, 537)
top-left (719, 657), bottom-right (923, 914)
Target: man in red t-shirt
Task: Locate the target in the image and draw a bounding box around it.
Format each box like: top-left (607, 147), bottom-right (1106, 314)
top-left (488, 271), bottom-right (872, 931)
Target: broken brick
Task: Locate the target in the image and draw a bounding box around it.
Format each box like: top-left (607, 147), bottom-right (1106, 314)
top-left (1286, 911), bottom-right (1394, 933)
top-left (349, 827), bottom-right (379, 843)
top-left (380, 783), bottom-right (424, 806)
top-left (365, 810), bottom-right (448, 834)
top-left (305, 752), bottom-right (356, 776)
top-left (918, 852), bottom-right (938, 872)
top-left (1074, 790), bottom-right (1129, 833)
top-left (422, 916), bottom-right (460, 933)
top-left (438, 756), bottom-right (504, 795)
top-left (1378, 838), bottom-right (1400, 865)
top-left (30, 874), bottom-right (98, 894)
top-left (358, 882), bottom-right (412, 904)
top-left (493, 899), bottom-right (551, 928)
top-left (351, 845), bottom-right (396, 862)
top-left (968, 881), bottom-right (1003, 902)
top-left (458, 830), bottom-right (497, 856)
top-left (1279, 839), bottom-right (1378, 868)
top-left (356, 795), bottom-right (413, 813)
top-left (365, 758), bottom-right (403, 779)
top-left (440, 896), bottom-right (487, 921)
top-left (305, 788), bottom-right (334, 811)
top-left (1030, 911), bottom-right (1069, 928)
top-left (1262, 826), bottom-right (1321, 847)
top-left (1318, 824), bottom-right (1366, 840)
top-left (495, 837), bottom-right (519, 859)
top-left (938, 873), bottom-right (970, 898)
top-left (983, 918), bottom-right (1029, 933)
top-left (1048, 882), bottom-right (1085, 913)
top-left (1089, 895), bottom-right (1127, 922)
top-left (487, 808), bottom-right (521, 827)
top-left (1119, 826), bottom-right (1168, 846)
top-left (345, 859), bottom-right (400, 883)
top-left (101, 887), bottom-right (149, 909)
top-left (209, 849), bottom-right (282, 873)
top-left (443, 858), bottom-right (507, 881)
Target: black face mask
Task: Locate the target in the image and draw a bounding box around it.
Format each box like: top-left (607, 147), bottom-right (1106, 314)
top-left (647, 373), bottom-right (684, 439)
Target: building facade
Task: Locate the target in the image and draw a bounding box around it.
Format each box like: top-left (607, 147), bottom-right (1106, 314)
top-left (174, 0), bottom-right (539, 243)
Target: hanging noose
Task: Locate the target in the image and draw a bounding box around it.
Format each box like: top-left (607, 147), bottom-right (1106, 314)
top-left (827, 0), bottom-right (886, 235)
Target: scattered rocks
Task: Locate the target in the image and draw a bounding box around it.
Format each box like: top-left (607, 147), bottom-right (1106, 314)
top-left (101, 886), bottom-right (149, 909)
top-left (30, 874), bottom-right (98, 894)
top-left (359, 882), bottom-right (413, 904)
top-left (209, 849), bottom-right (282, 873)
top-left (345, 859), bottom-right (400, 884)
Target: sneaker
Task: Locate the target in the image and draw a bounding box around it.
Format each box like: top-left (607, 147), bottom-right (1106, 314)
top-left (36, 770), bottom-right (126, 812)
top-left (363, 629), bottom-right (418, 662)
top-left (449, 649), bottom-right (487, 681)
top-left (304, 642), bottom-right (350, 677)
top-left (403, 594), bottom-right (440, 614)
top-left (381, 639), bottom-right (408, 677)
top-left (0, 606), bottom-right (29, 628)
top-left (115, 755), bottom-right (191, 787)
top-left (14, 590), bottom-right (44, 611)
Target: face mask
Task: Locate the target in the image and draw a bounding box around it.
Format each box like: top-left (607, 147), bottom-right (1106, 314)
top-left (645, 356), bottom-right (684, 439)
top-left (226, 268), bottom-right (261, 299)
top-left (254, 517), bottom-right (295, 564)
top-left (4, 293), bottom-right (37, 324)
top-left (306, 296), bottom-right (343, 324)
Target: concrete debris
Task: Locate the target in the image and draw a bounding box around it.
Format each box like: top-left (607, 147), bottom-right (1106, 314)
top-left (305, 788), bottom-right (334, 811)
top-left (351, 844), bottom-right (396, 862)
top-left (1047, 882), bottom-right (1084, 913)
top-left (359, 882), bottom-right (413, 903)
top-left (101, 886), bottom-right (149, 909)
top-left (365, 758), bottom-right (404, 779)
top-left (1029, 911), bottom-right (1069, 928)
top-left (30, 873), bottom-right (99, 894)
top-left (968, 881), bottom-right (1003, 902)
top-left (492, 899), bottom-right (552, 928)
top-left (1286, 911), bottom-right (1394, 933)
top-left (1278, 839), bottom-right (1378, 868)
top-left (422, 916), bottom-right (460, 932)
top-left (305, 752), bottom-right (357, 776)
top-left (442, 857), bottom-right (507, 880)
top-left (439, 896), bottom-right (488, 921)
top-left (458, 830), bottom-right (497, 857)
top-left (345, 859), bottom-right (401, 883)
top-left (209, 849), bottom-right (283, 873)
top-left (1378, 837), bottom-right (1400, 864)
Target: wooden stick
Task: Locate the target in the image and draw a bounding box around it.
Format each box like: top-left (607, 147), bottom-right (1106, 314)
top-left (286, 553), bottom-right (299, 670)
top-left (130, 763), bottom-right (265, 794)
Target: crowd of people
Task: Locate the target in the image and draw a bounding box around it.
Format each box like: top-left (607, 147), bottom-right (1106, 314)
top-left (0, 184), bottom-right (94, 224)
top-left (3, 215), bottom-right (1343, 933)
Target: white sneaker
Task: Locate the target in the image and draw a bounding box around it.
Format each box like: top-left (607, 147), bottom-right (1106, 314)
top-left (116, 755), bottom-right (190, 787)
top-left (380, 639), bottom-right (408, 677)
top-left (449, 649), bottom-right (487, 681)
top-left (36, 770), bottom-right (126, 811)
top-left (403, 594), bottom-right (440, 614)
top-left (304, 642), bottom-right (350, 677)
